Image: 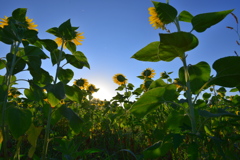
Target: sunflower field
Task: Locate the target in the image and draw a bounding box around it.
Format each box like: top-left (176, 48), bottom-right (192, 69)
top-left (0, 1), bottom-right (240, 160)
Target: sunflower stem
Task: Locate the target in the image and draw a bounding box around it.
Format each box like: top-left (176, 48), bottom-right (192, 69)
top-left (1, 41), bottom-right (20, 159)
top-left (42, 40), bottom-right (64, 160)
top-left (174, 17), bottom-right (197, 134)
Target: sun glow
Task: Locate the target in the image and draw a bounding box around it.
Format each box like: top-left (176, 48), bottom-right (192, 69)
top-left (92, 84), bottom-right (115, 101)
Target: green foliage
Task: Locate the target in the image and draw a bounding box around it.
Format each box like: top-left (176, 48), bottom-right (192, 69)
top-left (6, 107), bottom-right (32, 139)
top-left (210, 56), bottom-right (240, 87)
top-left (178, 10), bottom-right (193, 22)
top-left (152, 1), bottom-right (178, 24)
top-left (132, 32), bottom-right (198, 62)
top-left (0, 3), bottom-right (239, 160)
top-left (179, 61), bottom-right (211, 94)
top-left (59, 105), bottom-right (84, 134)
top-left (130, 84), bottom-right (178, 118)
top-left (192, 9), bottom-right (234, 32)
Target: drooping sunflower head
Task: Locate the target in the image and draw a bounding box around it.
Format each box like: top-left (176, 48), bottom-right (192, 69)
top-left (0, 16), bottom-right (9, 28)
top-left (0, 16), bottom-right (38, 31)
top-left (73, 78), bottom-right (89, 89)
top-left (113, 74), bottom-right (127, 85)
top-left (148, 7), bottom-right (166, 30)
top-left (54, 31), bottom-right (84, 48)
top-left (141, 68), bottom-right (156, 78)
top-left (141, 80), bottom-right (153, 91)
top-left (87, 84), bottom-right (98, 94)
top-left (25, 17), bottom-right (38, 31)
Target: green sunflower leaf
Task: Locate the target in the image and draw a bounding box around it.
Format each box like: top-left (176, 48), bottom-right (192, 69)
top-left (46, 82), bottom-right (66, 100)
top-left (64, 85), bottom-right (83, 104)
top-left (24, 82), bottom-right (45, 105)
top-left (12, 8), bottom-right (27, 22)
top-left (131, 41), bottom-right (160, 62)
top-left (24, 46), bottom-right (49, 59)
top-left (192, 9), bottom-right (234, 32)
top-left (0, 85), bottom-right (7, 102)
top-left (29, 68), bottom-right (53, 87)
top-left (59, 19), bottom-right (74, 40)
top-left (58, 67), bottom-right (74, 84)
top-left (158, 32), bottom-right (199, 61)
top-left (65, 52), bottom-right (90, 69)
top-left (130, 84), bottom-right (179, 118)
top-left (50, 49), bottom-right (65, 66)
top-left (66, 41), bottom-right (76, 53)
top-left (178, 10), bottom-right (193, 22)
top-left (152, 1), bottom-right (177, 24)
top-left (0, 59), bottom-right (6, 70)
top-left (59, 105), bottom-right (84, 134)
top-left (149, 78), bottom-right (168, 89)
top-left (40, 39), bottom-right (58, 52)
top-left (46, 27), bottom-right (60, 37)
top-left (143, 141), bottom-right (173, 159)
top-left (26, 124), bottom-right (42, 158)
top-left (209, 56), bottom-right (240, 87)
top-left (6, 53), bottom-right (26, 75)
top-left (179, 61), bottom-right (211, 94)
top-left (0, 27), bottom-right (15, 44)
top-left (6, 107), bottom-right (32, 139)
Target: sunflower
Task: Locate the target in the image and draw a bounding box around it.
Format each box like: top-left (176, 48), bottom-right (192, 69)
top-left (73, 78), bottom-right (89, 89)
top-left (0, 16), bottom-right (8, 28)
top-left (141, 68), bottom-right (156, 78)
top-left (54, 31), bottom-right (84, 48)
top-left (148, 7), bottom-right (166, 30)
top-left (25, 17), bottom-right (38, 31)
top-left (0, 16), bottom-right (38, 31)
top-left (141, 80), bottom-right (153, 91)
top-left (113, 74), bottom-right (127, 85)
top-left (87, 84), bottom-right (98, 94)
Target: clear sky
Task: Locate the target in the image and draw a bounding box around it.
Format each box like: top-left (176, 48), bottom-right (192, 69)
top-left (1, 0), bottom-right (240, 100)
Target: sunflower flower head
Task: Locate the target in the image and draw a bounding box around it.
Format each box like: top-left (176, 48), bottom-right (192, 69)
top-left (148, 7), bottom-right (166, 30)
top-left (87, 84), bottom-right (98, 94)
top-left (73, 78), bottom-right (89, 89)
top-left (25, 17), bottom-right (38, 31)
top-left (113, 74), bottom-right (128, 85)
top-left (141, 68), bottom-right (156, 78)
top-left (0, 16), bottom-right (9, 28)
top-left (141, 80), bottom-right (153, 91)
top-left (0, 16), bottom-right (38, 31)
top-left (54, 31), bottom-right (84, 48)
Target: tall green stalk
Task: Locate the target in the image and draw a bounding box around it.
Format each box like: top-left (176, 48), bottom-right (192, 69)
top-left (181, 57), bottom-right (197, 134)
top-left (174, 18), bottom-right (197, 134)
top-left (42, 40), bottom-right (64, 160)
top-left (1, 41), bottom-right (20, 159)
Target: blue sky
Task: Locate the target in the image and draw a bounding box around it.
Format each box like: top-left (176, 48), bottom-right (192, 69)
top-left (1, 0), bottom-right (240, 100)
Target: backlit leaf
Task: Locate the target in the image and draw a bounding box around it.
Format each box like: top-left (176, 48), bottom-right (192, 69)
top-left (131, 41), bottom-right (160, 62)
top-left (64, 85), bottom-right (83, 104)
top-left (192, 9), bottom-right (234, 32)
top-left (178, 10), bottom-right (193, 22)
top-left (179, 61), bottom-right (211, 94)
top-left (58, 67), bottom-right (74, 84)
top-left (130, 84), bottom-right (178, 118)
